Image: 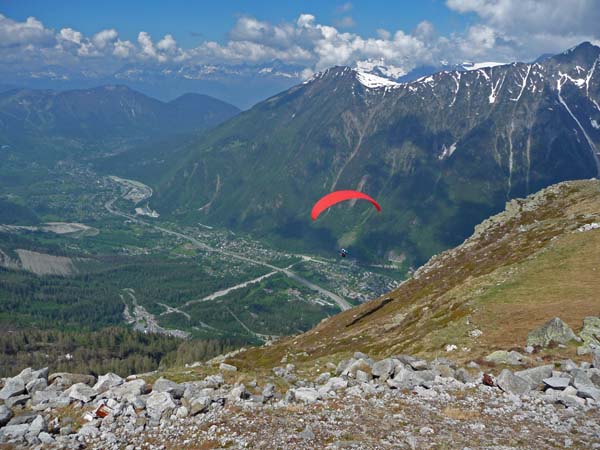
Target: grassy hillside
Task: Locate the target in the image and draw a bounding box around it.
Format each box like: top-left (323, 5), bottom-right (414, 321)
top-left (225, 179), bottom-right (600, 371)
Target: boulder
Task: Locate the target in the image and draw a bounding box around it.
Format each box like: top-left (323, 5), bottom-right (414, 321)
top-left (6, 412), bottom-right (37, 426)
top-left (579, 317), bottom-right (600, 351)
top-left (484, 350), bottom-right (528, 365)
top-left (455, 368), bottom-right (475, 384)
top-left (146, 392), bottom-right (176, 422)
top-left (152, 378), bottom-right (184, 399)
top-left (543, 377), bottom-right (571, 389)
top-left (102, 379), bottom-right (148, 400)
top-left (0, 424), bottom-right (29, 441)
top-left (356, 370), bottom-right (371, 383)
top-left (293, 388), bottom-right (320, 404)
top-left (371, 359), bottom-right (396, 381)
top-left (318, 377), bottom-right (348, 396)
top-left (335, 359), bottom-right (355, 376)
top-left (65, 383), bottom-right (98, 403)
top-left (570, 369), bottom-right (594, 389)
top-left (188, 396), bottom-right (211, 416)
top-left (25, 378), bottom-right (47, 395)
top-left (387, 367), bottom-right (434, 390)
top-left (262, 384), bottom-right (275, 399)
top-left (526, 317), bottom-right (577, 347)
top-left (514, 365), bottom-right (554, 391)
top-left (227, 385), bottom-right (249, 403)
top-left (28, 415), bottom-right (47, 436)
top-left (203, 374), bottom-right (224, 389)
top-left (344, 359), bottom-right (372, 378)
top-left (0, 377), bottom-right (26, 401)
top-left (496, 369), bottom-right (530, 395)
top-left (93, 373), bottom-right (124, 393)
top-left (219, 363), bottom-right (237, 372)
top-left (315, 372), bottom-right (331, 384)
top-left (31, 390), bottom-right (70, 410)
top-left (5, 394), bottom-right (30, 408)
top-left (15, 368), bottom-right (48, 385)
top-left (0, 405), bottom-right (13, 427)
top-left (48, 373), bottom-right (96, 389)
top-left (576, 384), bottom-right (600, 402)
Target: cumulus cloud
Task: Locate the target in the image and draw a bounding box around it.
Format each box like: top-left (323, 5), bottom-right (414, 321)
top-left (0, 14), bottom-right (54, 48)
top-left (0, 4), bottom-right (598, 83)
top-left (446, 0), bottom-right (600, 57)
top-left (92, 29), bottom-right (118, 49)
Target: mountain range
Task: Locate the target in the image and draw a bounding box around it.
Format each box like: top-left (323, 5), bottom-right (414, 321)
top-left (151, 42), bottom-right (600, 266)
top-left (0, 85), bottom-right (239, 162)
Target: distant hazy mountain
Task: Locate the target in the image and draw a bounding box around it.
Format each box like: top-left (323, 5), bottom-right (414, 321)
top-left (0, 85), bottom-right (239, 160)
top-left (154, 42), bottom-right (600, 265)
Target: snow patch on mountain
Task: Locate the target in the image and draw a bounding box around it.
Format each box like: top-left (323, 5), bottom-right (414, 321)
top-left (592, 119), bottom-right (600, 129)
top-left (439, 143), bottom-right (457, 160)
top-left (355, 71), bottom-right (400, 89)
top-left (462, 62), bottom-right (506, 71)
top-left (355, 59), bottom-right (406, 80)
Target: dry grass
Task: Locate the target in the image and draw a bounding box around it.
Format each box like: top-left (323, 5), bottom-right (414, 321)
top-left (442, 406), bottom-right (480, 421)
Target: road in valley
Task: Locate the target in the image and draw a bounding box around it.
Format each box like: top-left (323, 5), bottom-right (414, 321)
top-left (104, 197), bottom-right (351, 311)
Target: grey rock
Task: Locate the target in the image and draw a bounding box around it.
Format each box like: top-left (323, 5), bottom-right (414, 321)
top-left (524, 345), bottom-right (535, 354)
top-left (0, 424), bottom-right (29, 441)
top-left (0, 377), bottom-right (26, 401)
top-left (49, 373), bottom-right (96, 389)
top-left (16, 367), bottom-right (48, 385)
top-left (152, 378), bottom-right (184, 399)
top-left (0, 405), bottom-right (13, 427)
top-left (31, 390), bottom-right (70, 410)
top-left (59, 425), bottom-right (73, 436)
top-left (560, 359), bottom-right (578, 372)
top-left (455, 368), bottom-right (474, 384)
top-left (496, 369), bottom-right (531, 395)
top-left (25, 378), bottom-right (47, 395)
top-left (293, 388), bottom-right (320, 403)
top-left (318, 377), bottom-right (347, 396)
top-left (219, 363), bottom-right (237, 372)
top-left (408, 359), bottom-right (429, 371)
top-left (175, 406), bottom-right (188, 418)
top-left (387, 366), bottom-right (434, 389)
top-left (146, 392), bottom-right (176, 421)
top-left (203, 374), bottom-right (224, 389)
top-left (227, 384), bottom-right (249, 402)
top-left (315, 372), bottom-right (331, 384)
top-left (7, 412), bottom-right (38, 427)
top-left (335, 358), bottom-right (355, 376)
top-left (593, 350), bottom-right (600, 369)
top-left (38, 432), bottom-right (54, 444)
top-left (484, 350), bottom-right (528, 365)
top-left (570, 369), bottom-right (594, 389)
top-left (92, 373), bottom-right (124, 393)
top-left (5, 394), bottom-right (30, 408)
top-left (102, 379), bottom-right (148, 400)
top-left (543, 377), bottom-right (571, 389)
top-left (262, 383), bottom-right (275, 399)
top-left (515, 365), bottom-right (554, 390)
top-left (371, 359), bottom-right (395, 381)
top-left (579, 317), bottom-right (600, 351)
top-left (576, 384), bottom-right (600, 401)
top-left (65, 383), bottom-right (98, 403)
top-left (527, 317), bottom-right (577, 347)
top-left (77, 425), bottom-right (100, 438)
top-left (343, 359), bottom-right (371, 378)
top-left (28, 415), bottom-right (47, 436)
top-left (355, 370), bottom-right (371, 383)
top-left (353, 351), bottom-right (369, 360)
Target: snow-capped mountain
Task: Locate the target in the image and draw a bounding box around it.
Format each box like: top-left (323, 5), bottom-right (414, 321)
top-left (156, 42), bottom-right (600, 265)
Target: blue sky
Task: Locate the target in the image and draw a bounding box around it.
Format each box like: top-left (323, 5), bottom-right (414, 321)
top-left (1, 0), bottom-right (474, 47)
top-left (0, 1), bottom-right (598, 106)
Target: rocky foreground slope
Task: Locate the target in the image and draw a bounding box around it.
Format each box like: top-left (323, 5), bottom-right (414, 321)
top-left (1, 179), bottom-right (600, 449)
top-left (1, 348), bottom-right (600, 449)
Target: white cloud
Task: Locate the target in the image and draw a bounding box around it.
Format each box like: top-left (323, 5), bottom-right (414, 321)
top-left (0, 14), bottom-right (54, 48)
top-left (0, 5), bottom-right (598, 84)
top-left (92, 29), bottom-right (118, 49)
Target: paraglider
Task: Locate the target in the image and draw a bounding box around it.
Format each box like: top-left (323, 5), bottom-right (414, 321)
top-left (311, 190), bottom-right (381, 258)
top-left (311, 190), bottom-right (381, 221)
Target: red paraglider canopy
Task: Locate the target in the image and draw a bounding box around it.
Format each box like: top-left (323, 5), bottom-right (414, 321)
top-left (311, 190), bottom-right (381, 220)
